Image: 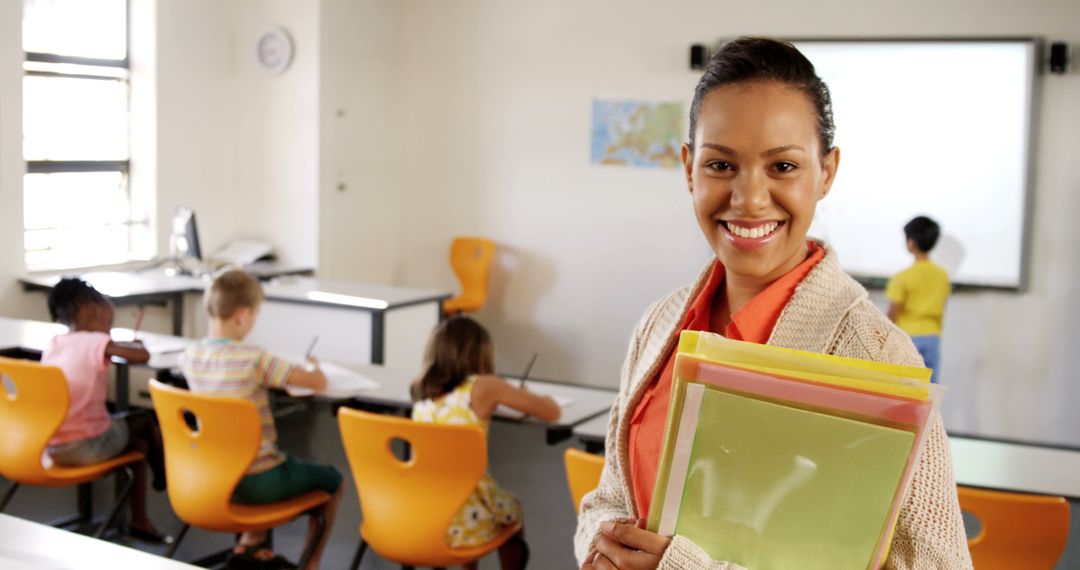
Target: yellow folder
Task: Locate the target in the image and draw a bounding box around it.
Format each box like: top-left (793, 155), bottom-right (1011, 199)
top-left (678, 331), bottom-right (932, 400)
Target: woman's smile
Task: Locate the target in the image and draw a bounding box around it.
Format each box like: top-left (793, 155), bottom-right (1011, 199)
top-left (719, 219), bottom-right (785, 250)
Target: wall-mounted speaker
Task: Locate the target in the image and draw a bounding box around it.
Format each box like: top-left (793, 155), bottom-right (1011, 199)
top-left (690, 44), bottom-right (708, 71)
top-left (1049, 42), bottom-right (1069, 74)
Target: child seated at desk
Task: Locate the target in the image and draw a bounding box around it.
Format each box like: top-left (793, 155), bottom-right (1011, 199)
top-left (410, 315), bottom-right (561, 570)
top-left (182, 269), bottom-right (341, 570)
top-left (43, 278), bottom-right (168, 543)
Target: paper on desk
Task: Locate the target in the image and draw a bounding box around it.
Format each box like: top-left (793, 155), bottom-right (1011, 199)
top-left (495, 395), bottom-right (573, 418)
top-left (110, 328), bottom-right (191, 354)
top-left (285, 362), bottom-right (379, 398)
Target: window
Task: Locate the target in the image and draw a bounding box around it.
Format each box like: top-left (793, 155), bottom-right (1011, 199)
top-left (22, 0), bottom-right (151, 270)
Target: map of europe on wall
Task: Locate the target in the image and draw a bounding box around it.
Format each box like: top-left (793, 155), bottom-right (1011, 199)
top-left (590, 99), bottom-right (684, 169)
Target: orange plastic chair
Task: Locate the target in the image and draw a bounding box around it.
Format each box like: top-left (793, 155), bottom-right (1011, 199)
top-left (443, 237), bottom-right (496, 315)
top-left (565, 448), bottom-right (605, 514)
top-left (0, 357), bottom-right (144, 537)
top-left (338, 407), bottom-right (521, 569)
top-left (957, 485), bottom-right (1070, 569)
top-left (148, 380), bottom-right (331, 566)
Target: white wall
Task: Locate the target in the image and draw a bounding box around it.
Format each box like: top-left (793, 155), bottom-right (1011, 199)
top-left (230, 0), bottom-right (320, 268)
top-left (0, 1), bottom-right (24, 317)
top-left (152, 0), bottom-right (238, 259)
top-left (317, 0), bottom-right (405, 283)
top-left (393, 0), bottom-right (1080, 446)
top-left (397, 0), bottom-right (708, 387)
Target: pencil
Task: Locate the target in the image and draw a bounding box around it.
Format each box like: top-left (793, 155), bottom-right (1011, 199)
top-left (133, 306), bottom-right (145, 340)
top-left (520, 352), bottom-right (537, 389)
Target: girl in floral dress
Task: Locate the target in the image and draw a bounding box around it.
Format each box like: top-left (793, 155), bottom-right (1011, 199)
top-left (412, 316), bottom-right (561, 569)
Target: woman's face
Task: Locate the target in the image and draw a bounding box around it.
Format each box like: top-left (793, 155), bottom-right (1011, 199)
top-left (683, 80), bottom-right (839, 283)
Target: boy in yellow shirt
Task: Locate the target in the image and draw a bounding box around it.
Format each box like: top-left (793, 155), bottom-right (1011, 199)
top-left (886, 216), bottom-right (951, 383)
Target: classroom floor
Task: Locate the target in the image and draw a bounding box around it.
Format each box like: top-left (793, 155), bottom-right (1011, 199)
top-left (3, 399), bottom-right (1079, 569)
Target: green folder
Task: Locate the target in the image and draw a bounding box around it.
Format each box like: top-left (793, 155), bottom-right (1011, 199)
top-left (653, 381), bottom-right (914, 570)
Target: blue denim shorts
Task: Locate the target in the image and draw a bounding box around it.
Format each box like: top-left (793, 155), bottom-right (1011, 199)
top-left (911, 335), bottom-right (941, 384)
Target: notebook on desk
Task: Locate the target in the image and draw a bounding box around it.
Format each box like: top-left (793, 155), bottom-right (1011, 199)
top-left (284, 361), bottom-right (380, 398)
top-left (494, 394), bottom-right (574, 419)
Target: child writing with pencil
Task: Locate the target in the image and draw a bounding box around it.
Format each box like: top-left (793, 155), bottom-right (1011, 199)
top-left (886, 216), bottom-right (951, 383)
top-left (410, 315), bottom-right (561, 570)
top-left (182, 269), bottom-right (342, 570)
top-left (42, 278), bottom-right (168, 543)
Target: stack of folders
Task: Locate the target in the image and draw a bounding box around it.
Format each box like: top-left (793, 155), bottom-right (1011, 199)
top-left (647, 331), bottom-right (943, 570)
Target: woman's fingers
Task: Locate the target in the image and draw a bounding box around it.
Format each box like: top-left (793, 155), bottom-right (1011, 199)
top-left (580, 548), bottom-right (598, 569)
top-left (594, 534), bottom-right (659, 570)
top-left (592, 552), bottom-right (619, 570)
top-left (600, 521), bottom-right (671, 554)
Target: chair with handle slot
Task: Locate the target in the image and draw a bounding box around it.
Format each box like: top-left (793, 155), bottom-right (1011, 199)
top-left (338, 407), bottom-right (521, 569)
top-left (443, 237), bottom-right (497, 315)
top-left (0, 356), bottom-right (143, 537)
top-left (957, 485), bottom-right (1070, 570)
top-left (148, 379), bottom-right (331, 567)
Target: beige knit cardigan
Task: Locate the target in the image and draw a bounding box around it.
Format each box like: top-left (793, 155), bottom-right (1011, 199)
top-left (574, 245), bottom-right (973, 569)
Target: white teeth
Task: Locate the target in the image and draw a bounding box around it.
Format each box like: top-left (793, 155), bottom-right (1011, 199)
top-left (726, 222), bottom-right (779, 239)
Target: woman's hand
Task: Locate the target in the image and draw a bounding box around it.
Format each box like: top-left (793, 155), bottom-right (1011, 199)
top-left (581, 519), bottom-right (670, 570)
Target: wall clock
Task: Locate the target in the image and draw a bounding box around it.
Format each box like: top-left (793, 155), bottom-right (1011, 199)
top-left (256, 27), bottom-right (294, 74)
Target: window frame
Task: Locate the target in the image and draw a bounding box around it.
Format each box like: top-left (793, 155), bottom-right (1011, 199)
top-left (22, 0), bottom-right (146, 270)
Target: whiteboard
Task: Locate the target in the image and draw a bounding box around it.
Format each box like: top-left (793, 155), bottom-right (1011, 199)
top-left (795, 40), bottom-right (1037, 289)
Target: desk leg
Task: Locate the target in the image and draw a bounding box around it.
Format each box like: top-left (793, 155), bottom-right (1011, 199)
top-left (171, 294), bottom-right (184, 337)
top-left (108, 365), bottom-right (151, 533)
top-left (583, 439), bottom-right (605, 455)
top-left (78, 483), bottom-right (93, 524)
top-left (113, 365), bottom-right (131, 531)
top-left (115, 365), bottom-right (129, 413)
top-left (370, 312), bottom-right (385, 365)
top-left (546, 426), bottom-right (572, 445)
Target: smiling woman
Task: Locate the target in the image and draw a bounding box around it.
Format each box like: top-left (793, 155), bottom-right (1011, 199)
top-left (686, 80), bottom-right (839, 327)
top-left (574, 37), bottom-right (973, 570)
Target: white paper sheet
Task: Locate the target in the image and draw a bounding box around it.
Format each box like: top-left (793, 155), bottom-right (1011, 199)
top-left (284, 361), bottom-right (379, 398)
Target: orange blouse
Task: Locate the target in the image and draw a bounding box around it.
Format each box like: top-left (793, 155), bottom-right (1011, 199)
top-left (628, 242), bottom-right (825, 517)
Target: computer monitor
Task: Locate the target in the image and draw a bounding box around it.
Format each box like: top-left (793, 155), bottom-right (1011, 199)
top-left (171, 206), bottom-right (202, 261)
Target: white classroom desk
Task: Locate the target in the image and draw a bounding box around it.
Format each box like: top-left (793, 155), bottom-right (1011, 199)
top-left (20, 271), bottom-right (206, 336)
top-left (572, 415), bottom-right (1080, 499)
top-left (573, 412), bottom-right (610, 454)
top-left (0, 317), bottom-right (192, 363)
top-left (251, 277), bottom-right (449, 370)
top-left (331, 364), bottom-right (617, 442)
top-left (949, 434), bottom-right (1080, 499)
top-left (0, 316), bottom-right (66, 352)
top-left (19, 270), bottom-right (452, 369)
top-left (0, 513), bottom-right (198, 570)
top-left (0, 316), bottom-right (195, 410)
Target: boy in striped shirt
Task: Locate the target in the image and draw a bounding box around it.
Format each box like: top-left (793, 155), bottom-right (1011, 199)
top-left (182, 269), bottom-right (342, 569)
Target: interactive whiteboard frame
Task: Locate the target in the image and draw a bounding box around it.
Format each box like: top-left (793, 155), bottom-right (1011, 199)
top-left (786, 38), bottom-right (1040, 290)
